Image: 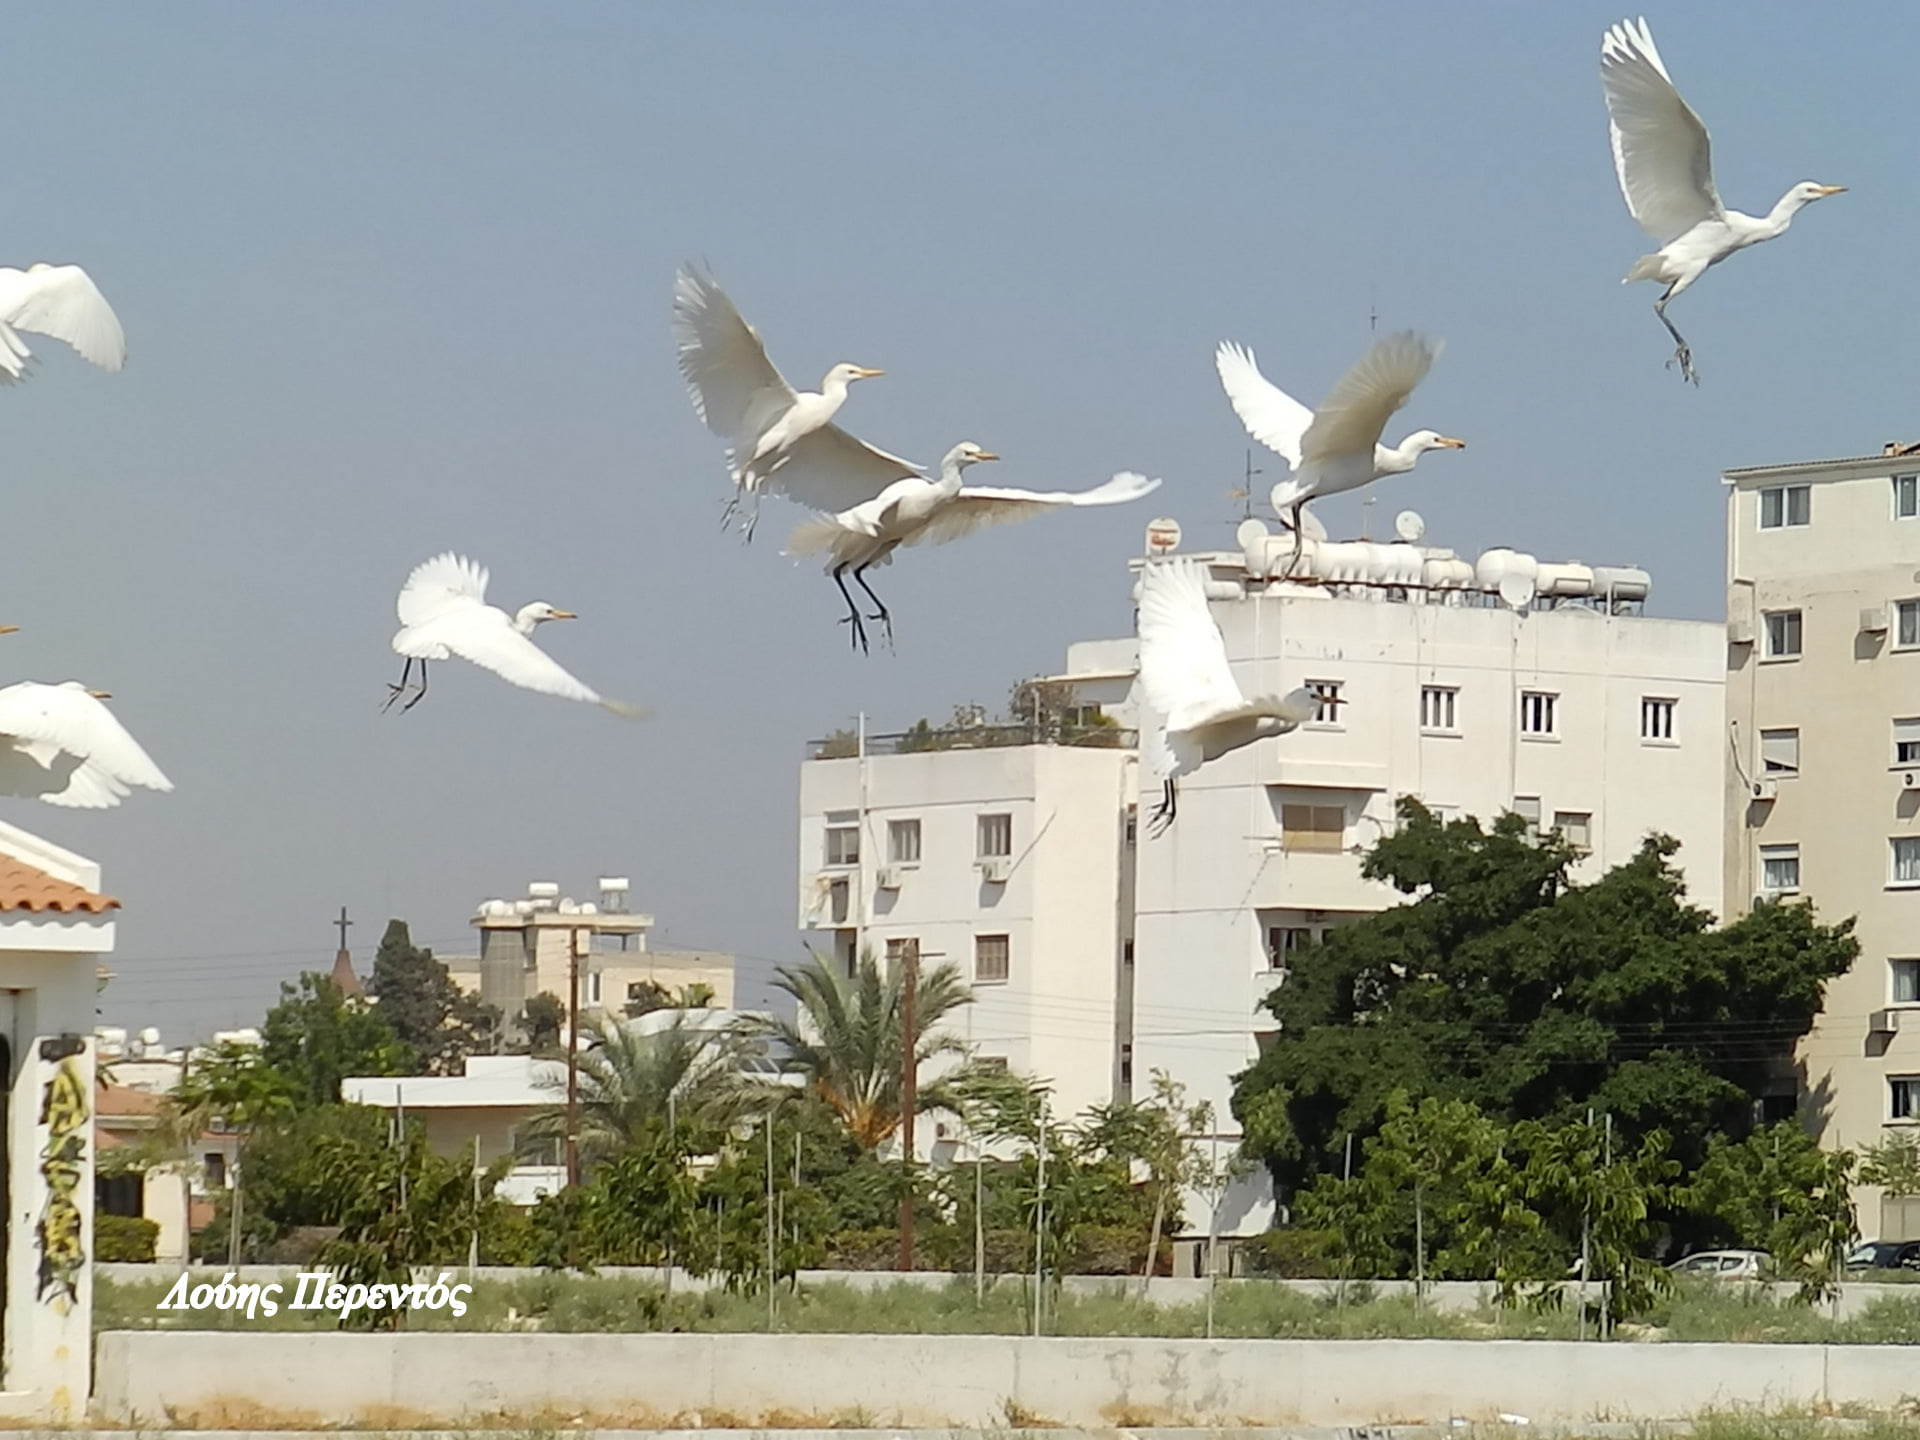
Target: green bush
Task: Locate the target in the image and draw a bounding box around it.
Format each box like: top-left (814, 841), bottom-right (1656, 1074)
top-left (95, 1213), bottom-right (159, 1263)
top-left (1241, 1228), bottom-right (1341, 1278)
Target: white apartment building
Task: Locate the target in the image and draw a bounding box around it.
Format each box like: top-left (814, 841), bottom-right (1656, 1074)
top-left (1721, 444), bottom-right (1920, 1234)
top-left (796, 515), bottom-right (1728, 1218)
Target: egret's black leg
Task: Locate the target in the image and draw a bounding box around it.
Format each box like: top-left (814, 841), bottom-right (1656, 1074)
top-left (1148, 778), bottom-right (1177, 837)
top-left (741, 498), bottom-right (759, 544)
top-left (383, 658), bottom-right (415, 713)
top-left (1655, 295), bottom-right (1697, 385)
top-left (401, 660), bottom-right (430, 713)
top-left (1288, 502), bottom-right (1307, 576)
top-left (832, 565), bottom-right (869, 654)
top-left (852, 564), bottom-right (893, 648)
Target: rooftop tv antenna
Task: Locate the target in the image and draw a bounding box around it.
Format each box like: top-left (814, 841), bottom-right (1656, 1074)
top-left (1225, 449), bottom-right (1263, 526)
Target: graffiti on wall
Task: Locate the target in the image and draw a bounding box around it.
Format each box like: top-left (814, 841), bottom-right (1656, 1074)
top-left (36, 1053), bottom-right (87, 1308)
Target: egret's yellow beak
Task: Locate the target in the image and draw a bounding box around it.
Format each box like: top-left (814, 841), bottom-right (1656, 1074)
top-left (975, 450), bottom-right (1001, 462)
top-left (854, 367), bottom-right (885, 378)
top-left (89, 690), bottom-right (112, 701)
top-left (1815, 185), bottom-right (1847, 196)
top-left (551, 610), bottom-right (578, 621)
top-left (1437, 436), bottom-right (1467, 449)
top-left (0, 625), bottom-right (17, 635)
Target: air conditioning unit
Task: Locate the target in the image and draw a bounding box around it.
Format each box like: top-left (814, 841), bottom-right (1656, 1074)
top-left (1727, 618), bottom-right (1755, 645)
top-left (1905, 772), bottom-right (1917, 789)
top-left (1750, 777), bottom-right (1778, 802)
top-left (978, 856), bottom-right (1014, 883)
top-left (1871, 1009), bottom-right (1903, 1036)
top-left (1861, 605), bottom-right (1891, 635)
top-left (875, 865), bottom-right (907, 891)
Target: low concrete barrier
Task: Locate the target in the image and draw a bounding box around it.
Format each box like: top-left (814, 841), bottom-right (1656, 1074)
top-left (91, 1332), bottom-right (1920, 1428)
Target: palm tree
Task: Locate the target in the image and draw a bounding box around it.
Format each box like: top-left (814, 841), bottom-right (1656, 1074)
top-left (756, 947), bottom-right (978, 1149)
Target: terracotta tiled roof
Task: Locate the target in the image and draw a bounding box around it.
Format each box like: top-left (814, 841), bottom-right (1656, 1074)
top-left (96, 1082), bottom-right (165, 1117)
top-left (0, 853), bottom-right (118, 913)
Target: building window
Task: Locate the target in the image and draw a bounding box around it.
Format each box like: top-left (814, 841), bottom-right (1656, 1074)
top-left (1760, 729), bottom-right (1800, 776)
top-left (1281, 804), bottom-right (1345, 853)
top-left (1511, 796), bottom-right (1542, 842)
top-left (1892, 959), bottom-right (1920, 1005)
top-left (827, 878), bottom-right (851, 927)
top-left (1124, 805), bottom-right (1138, 846)
top-left (1759, 844), bottom-right (1800, 895)
top-left (887, 819), bottom-right (921, 865)
top-left (1122, 939), bottom-right (1134, 967)
top-left (1893, 837), bottom-right (1920, 888)
top-left (587, 971), bottom-right (601, 1005)
top-left (1897, 474), bottom-right (1918, 520)
top-left (1899, 600), bottom-right (1920, 650)
top-left (1266, 925), bottom-right (1314, 968)
top-left (974, 934), bottom-right (1010, 984)
top-left (1897, 719), bottom-right (1920, 767)
top-left (1759, 484), bottom-right (1810, 529)
top-left (1119, 1043), bottom-right (1133, 1087)
top-left (1519, 691), bottom-right (1557, 737)
top-left (1892, 1077), bottom-right (1920, 1122)
top-left (824, 812), bottom-right (860, 866)
top-left (1420, 686), bottom-right (1458, 732)
top-left (1764, 610), bottom-right (1802, 659)
top-left (1641, 697), bottom-right (1676, 742)
top-left (1308, 681), bottom-right (1344, 725)
top-left (977, 813), bottom-right (1012, 858)
top-left (203, 1152), bottom-right (227, 1188)
top-left (1553, 811), bottom-right (1592, 851)
top-left (885, 936), bottom-right (920, 973)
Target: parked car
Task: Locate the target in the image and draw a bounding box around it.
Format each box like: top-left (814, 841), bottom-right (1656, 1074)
top-left (1667, 1249), bottom-right (1772, 1280)
top-left (1845, 1240), bottom-right (1920, 1272)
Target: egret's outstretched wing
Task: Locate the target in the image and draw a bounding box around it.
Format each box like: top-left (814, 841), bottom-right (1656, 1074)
top-left (438, 616), bottom-right (607, 707)
top-left (1600, 18), bottom-right (1721, 243)
top-left (672, 266), bottom-right (797, 454)
top-left (762, 422), bottom-right (923, 513)
top-left (0, 682), bottom-right (171, 808)
top-left (397, 553), bottom-right (489, 628)
top-left (1300, 332), bottom-right (1439, 466)
top-left (1136, 558), bottom-right (1246, 734)
top-left (903, 471), bottom-right (1162, 549)
top-left (0, 264), bottom-right (126, 379)
top-left (1216, 343), bottom-right (1311, 467)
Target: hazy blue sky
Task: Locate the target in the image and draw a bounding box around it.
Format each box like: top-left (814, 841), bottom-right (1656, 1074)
top-left (6, 3), bottom-right (1909, 1037)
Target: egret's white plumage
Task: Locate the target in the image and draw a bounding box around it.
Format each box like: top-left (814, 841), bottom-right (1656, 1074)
top-left (1215, 334), bottom-right (1462, 560)
top-left (0, 681), bottom-right (171, 809)
top-left (785, 443), bottom-right (1162, 652)
top-left (1135, 557), bottom-right (1325, 833)
top-left (0, 263), bottom-right (125, 381)
top-left (387, 554), bottom-right (642, 716)
top-left (1600, 17), bottom-right (1844, 383)
top-left (672, 266), bottom-right (887, 535)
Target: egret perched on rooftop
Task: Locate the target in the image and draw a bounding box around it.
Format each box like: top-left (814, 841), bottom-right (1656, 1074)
top-left (1600, 17), bottom-right (1845, 384)
top-left (0, 677), bottom-right (172, 809)
top-left (1135, 556), bottom-right (1334, 835)
top-left (672, 265), bottom-right (886, 538)
top-left (1215, 332), bottom-right (1462, 571)
top-left (386, 554), bottom-right (643, 717)
top-left (0, 263), bottom-right (126, 382)
top-left (785, 442), bottom-right (1161, 653)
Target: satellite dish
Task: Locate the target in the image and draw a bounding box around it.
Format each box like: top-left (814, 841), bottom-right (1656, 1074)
top-left (1146, 517), bottom-right (1181, 555)
top-left (1499, 574), bottom-right (1537, 611)
top-left (1235, 518), bottom-right (1270, 549)
top-left (1394, 510), bottom-right (1426, 543)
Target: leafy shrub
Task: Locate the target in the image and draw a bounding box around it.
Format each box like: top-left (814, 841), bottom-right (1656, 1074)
top-left (95, 1213), bottom-right (159, 1263)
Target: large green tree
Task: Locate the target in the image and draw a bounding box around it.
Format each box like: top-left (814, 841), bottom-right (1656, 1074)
top-left (261, 973), bottom-right (411, 1109)
top-left (367, 918), bottom-right (501, 1074)
top-left (1234, 799), bottom-right (1856, 1196)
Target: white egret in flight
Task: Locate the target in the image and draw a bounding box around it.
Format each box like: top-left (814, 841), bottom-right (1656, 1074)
top-left (0, 263), bottom-right (126, 381)
top-left (786, 443), bottom-right (1161, 653)
top-left (672, 265), bottom-right (886, 538)
top-left (1600, 18), bottom-right (1844, 384)
top-left (1215, 332), bottom-right (1462, 569)
top-left (1135, 556), bottom-right (1334, 835)
top-left (0, 674), bottom-right (172, 809)
top-left (387, 554), bottom-right (643, 717)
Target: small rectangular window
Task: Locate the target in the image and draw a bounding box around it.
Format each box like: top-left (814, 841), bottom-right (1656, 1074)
top-left (887, 819), bottom-right (921, 864)
top-left (1553, 811), bottom-right (1592, 850)
top-left (1892, 959), bottom-right (1920, 1005)
top-left (885, 936), bottom-right (920, 972)
top-left (1760, 844), bottom-right (1800, 894)
top-left (1421, 686), bottom-right (1458, 732)
top-left (1119, 1043), bottom-right (1133, 1086)
top-left (974, 934), bottom-right (1010, 983)
top-left (977, 813), bottom-right (1012, 858)
top-left (204, 1152), bottom-right (227, 1188)
top-left (1897, 719), bottom-right (1920, 768)
top-left (1893, 837), bottom-right (1920, 887)
top-left (1519, 691), bottom-right (1557, 736)
top-left (1308, 681), bottom-right (1344, 726)
top-left (828, 878), bottom-right (851, 927)
top-left (1759, 484), bottom-right (1810, 528)
top-left (1899, 600), bottom-right (1920, 650)
top-left (1764, 610), bottom-right (1803, 658)
top-left (1281, 804), bottom-right (1345, 853)
top-left (1265, 925), bottom-right (1314, 967)
top-left (1641, 697), bottom-right (1676, 742)
top-left (1891, 1076), bottom-right (1920, 1121)
top-left (824, 823), bottom-right (860, 866)
top-left (1511, 795), bottom-right (1542, 842)
top-left (1897, 475), bottom-right (1918, 520)
top-left (1760, 728), bottom-right (1800, 776)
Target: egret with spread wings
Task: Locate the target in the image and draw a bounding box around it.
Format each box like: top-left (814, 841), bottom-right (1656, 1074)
top-left (0, 263), bottom-right (125, 382)
top-left (673, 265), bottom-right (886, 538)
top-left (0, 676), bottom-right (171, 809)
top-left (1135, 557), bottom-right (1332, 835)
top-left (386, 554), bottom-right (643, 717)
top-left (1216, 331), bottom-right (1461, 571)
top-left (1600, 17), bottom-right (1844, 384)
top-left (786, 443), bottom-right (1161, 653)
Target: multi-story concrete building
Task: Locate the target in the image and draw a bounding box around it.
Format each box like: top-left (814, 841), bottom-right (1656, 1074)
top-left (1721, 443), bottom-right (1920, 1236)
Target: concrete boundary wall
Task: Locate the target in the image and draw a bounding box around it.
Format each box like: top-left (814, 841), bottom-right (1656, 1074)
top-left (92, 1332), bottom-right (1920, 1428)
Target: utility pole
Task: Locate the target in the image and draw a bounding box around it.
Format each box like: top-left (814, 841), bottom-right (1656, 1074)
top-left (566, 926), bottom-right (582, 1191)
top-left (766, 1107), bottom-right (778, 1329)
top-left (1032, 1098), bottom-right (1049, 1338)
top-left (897, 940), bottom-right (920, 1271)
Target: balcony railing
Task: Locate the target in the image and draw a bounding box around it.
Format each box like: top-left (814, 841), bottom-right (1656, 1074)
top-left (806, 721), bottom-right (1138, 760)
